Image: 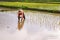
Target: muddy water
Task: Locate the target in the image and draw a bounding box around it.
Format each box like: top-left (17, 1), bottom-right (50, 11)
top-left (0, 11), bottom-right (60, 40)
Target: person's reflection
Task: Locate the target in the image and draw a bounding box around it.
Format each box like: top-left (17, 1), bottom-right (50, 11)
top-left (18, 19), bottom-right (25, 30)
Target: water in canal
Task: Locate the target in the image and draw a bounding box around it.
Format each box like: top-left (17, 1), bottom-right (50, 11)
top-left (0, 10), bottom-right (60, 40)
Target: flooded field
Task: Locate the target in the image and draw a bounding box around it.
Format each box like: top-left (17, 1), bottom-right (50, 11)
top-left (0, 10), bottom-right (60, 40)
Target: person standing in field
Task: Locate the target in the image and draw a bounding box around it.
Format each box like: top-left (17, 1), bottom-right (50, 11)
top-left (18, 9), bottom-right (25, 22)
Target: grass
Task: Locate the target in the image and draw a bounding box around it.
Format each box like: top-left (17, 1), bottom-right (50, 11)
top-left (0, 2), bottom-right (60, 11)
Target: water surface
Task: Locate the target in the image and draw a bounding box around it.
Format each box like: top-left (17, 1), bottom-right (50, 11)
top-left (0, 10), bottom-right (60, 40)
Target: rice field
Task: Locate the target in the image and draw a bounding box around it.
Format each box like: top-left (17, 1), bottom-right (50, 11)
top-left (0, 2), bottom-right (60, 11)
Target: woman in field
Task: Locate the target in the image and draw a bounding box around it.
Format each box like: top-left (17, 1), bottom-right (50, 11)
top-left (18, 9), bottom-right (25, 22)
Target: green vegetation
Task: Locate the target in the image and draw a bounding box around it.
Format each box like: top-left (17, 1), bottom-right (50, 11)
top-left (0, 2), bottom-right (60, 11)
top-left (0, 0), bottom-right (60, 3)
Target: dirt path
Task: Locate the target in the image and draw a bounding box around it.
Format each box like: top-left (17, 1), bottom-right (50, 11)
top-left (0, 7), bottom-right (17, 11)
